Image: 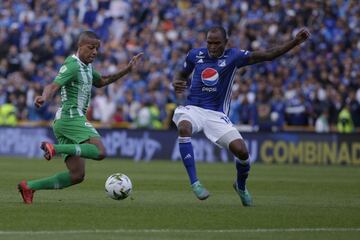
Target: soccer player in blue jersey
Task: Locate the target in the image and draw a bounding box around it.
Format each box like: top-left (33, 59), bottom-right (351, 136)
top-left (173, 26), bottom-right (310, 206)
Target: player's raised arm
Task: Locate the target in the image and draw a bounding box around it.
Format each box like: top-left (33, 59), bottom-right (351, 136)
top-left (93, 52), bottom-right (143, 88)
top-left (248, 28), bottom-right (310, 65)
top-left (34, 82), bottom-right (61, 108)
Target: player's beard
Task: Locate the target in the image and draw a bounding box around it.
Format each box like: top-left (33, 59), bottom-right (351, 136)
top-left (209, 49), bottom-right (224, 58)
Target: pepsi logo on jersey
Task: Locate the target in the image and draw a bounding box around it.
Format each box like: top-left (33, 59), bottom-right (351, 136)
top-left (201, 68), bottom-right (219, 86)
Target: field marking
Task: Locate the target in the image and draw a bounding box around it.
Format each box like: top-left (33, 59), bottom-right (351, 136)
top-left (0, 228), bottom-right (359, 235)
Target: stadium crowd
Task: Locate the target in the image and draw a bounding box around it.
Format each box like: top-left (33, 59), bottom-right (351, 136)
top-left (0, 0), bottom-right (359, 132)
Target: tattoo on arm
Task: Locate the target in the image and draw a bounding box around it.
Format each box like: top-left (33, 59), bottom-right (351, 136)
top-left (43, 83), bottom-right (60, 101)
top-left (96, 67), bottom-right (131, 87)
top-left (249, 39), bottom-right (298, 64)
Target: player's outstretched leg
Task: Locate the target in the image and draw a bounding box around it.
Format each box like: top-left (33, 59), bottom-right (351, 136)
top-left (225, 137), bottom-right (253, 206)
top-left (179, 136), bottom-right (210, 200)
top-left (18, 171), bottom-right (74, 204)
top-left (18, 180), bottom-right (35, 204)
top-left (234, 159), bottom-right (252, 206)
top-left (41, 142), bottom-right (56, 160)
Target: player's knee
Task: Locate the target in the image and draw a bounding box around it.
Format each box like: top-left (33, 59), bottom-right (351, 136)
top-left (178, 127), bottom-right (191, 137)
top-left (178, 121), bottom-right (192, 137)
top-left (97, 151), bottom-right (106, 160)
top-left (229, 140), bottom-right (249, 160)
top-left (234, 145), bottom-right (249, 160)
top-left (97, 148), bottom-right (107, 160)
top-left (236, 150), bottom-right (249, 161)
top-left (93, 144), bottom-right (106, 160)
top-left (72, 172), bottom-right (85, 184)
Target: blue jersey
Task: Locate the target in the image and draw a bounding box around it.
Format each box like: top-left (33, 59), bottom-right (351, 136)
top-left (182, 48), bottom-right (251, 115)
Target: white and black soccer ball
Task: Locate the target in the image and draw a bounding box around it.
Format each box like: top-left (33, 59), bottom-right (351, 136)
top-left (105, 173), bottom-right (132, 200)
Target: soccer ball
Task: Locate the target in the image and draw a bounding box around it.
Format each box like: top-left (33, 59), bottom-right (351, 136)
top-left (105, 173), bottom-right (132, 200)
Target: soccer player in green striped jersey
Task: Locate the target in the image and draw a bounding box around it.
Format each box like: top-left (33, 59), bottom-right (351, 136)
top-left (18, 31), bottom-right (143, 204)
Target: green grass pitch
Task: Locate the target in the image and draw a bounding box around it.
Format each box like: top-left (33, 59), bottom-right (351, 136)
top-left (0, 157), bottom-right (359, 240)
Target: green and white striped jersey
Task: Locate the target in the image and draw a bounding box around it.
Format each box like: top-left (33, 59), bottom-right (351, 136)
top-left (54, 54), bottom-right (101, 119)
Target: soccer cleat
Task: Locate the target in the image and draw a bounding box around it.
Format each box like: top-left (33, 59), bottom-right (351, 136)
top-left (233, 182), bottom-right (253, 207)
top-left (18, 180), bottom-right (35, 204)
top-left (191, 181), bottom-right (210, 200)
top-left (40, 142), bottom-right (56, 161)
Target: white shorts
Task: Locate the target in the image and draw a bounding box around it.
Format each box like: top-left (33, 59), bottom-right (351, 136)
top-left (172, 105), bottom-right (243, 147)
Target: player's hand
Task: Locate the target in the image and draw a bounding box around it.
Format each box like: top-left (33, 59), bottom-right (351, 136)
top-left (127, 52), bottom-right (143, 71)
top-left (294, 28), bottom-right (310, 45)
top-left (34, 96), bottom-right (45, 108)
top-left (173, 79), bottom-right (187, 94)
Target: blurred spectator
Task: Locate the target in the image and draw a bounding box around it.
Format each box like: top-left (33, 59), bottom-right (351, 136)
top-left (347, 89), bottom-right (360, 127)
top-left (92, 88), bottom-right (116, 124)
top-left (135, 101), bottom-right (151, 128)
top-left (337, 105), bottom-right (354, 133)
top-left (121, 90), bottom-right (141, 123)
top-left (6, 45), bottom-right (21, 73)
top-left (327, 90), bottom-right (343, 127)
top-left (255, 93), bottom-right (272, 131)
top-left (16, 94), bottom-right (28, 120)
top-left (285, 91), bottom-right (310, 126)
top-left (315, 110), bottom-right (330, 133)
top-left (231, 94), bottom-right (257, 127)
top-left (0, 98), bottom-right (17, 126)
top-left (0, 84), bottom-right (6, 105)
top-left (270, 88), bottom-right (286, 131)
top-left (112, 105), bottom-right (125, 124)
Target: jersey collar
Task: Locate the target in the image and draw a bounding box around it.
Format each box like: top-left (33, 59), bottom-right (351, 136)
top-left (72, 54), bottom-right (90, 67)
top-left (207, 50), bottom-right (225, 59)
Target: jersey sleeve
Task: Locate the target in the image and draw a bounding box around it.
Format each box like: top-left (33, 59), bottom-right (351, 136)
top-left (234, 49), bottom-right (251, 68)
top-left (92, 68), bottom-right (101, 85)
top-left (54, 63), bottom-right (78, 86)
top-left (182, 49), bottom-right (196, 75)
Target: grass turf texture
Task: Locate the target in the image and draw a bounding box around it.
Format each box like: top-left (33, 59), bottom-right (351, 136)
top-left (0, 157), bottom-right (359, 240)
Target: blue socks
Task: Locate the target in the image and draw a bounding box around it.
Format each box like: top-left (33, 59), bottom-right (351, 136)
top-left (236, 159), bottom-right (250, 191)
top-left (178, 136), bottom-right (250, 190)
top-left (179, 137), bottom-right (198, 184)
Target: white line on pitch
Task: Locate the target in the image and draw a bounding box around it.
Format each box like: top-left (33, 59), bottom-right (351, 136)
top-left (0, 228), bottom-right (359, 235)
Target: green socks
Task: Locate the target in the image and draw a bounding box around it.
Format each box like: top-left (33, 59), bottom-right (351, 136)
top-left (53, 144), bottom-right (100, 159)
top-left (27, 171), bottom-right (72, 190)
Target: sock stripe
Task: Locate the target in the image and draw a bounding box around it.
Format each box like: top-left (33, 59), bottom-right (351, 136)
top-left (75, 144), bottom-right (81, 156)
top-left (178, 137), bottom-right (191, 144)
top-left (235, 157), bottom-right (250, 165)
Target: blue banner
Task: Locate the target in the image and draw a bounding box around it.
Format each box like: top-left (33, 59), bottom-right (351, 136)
top-left (0, 127), bottom-right (359, 165)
